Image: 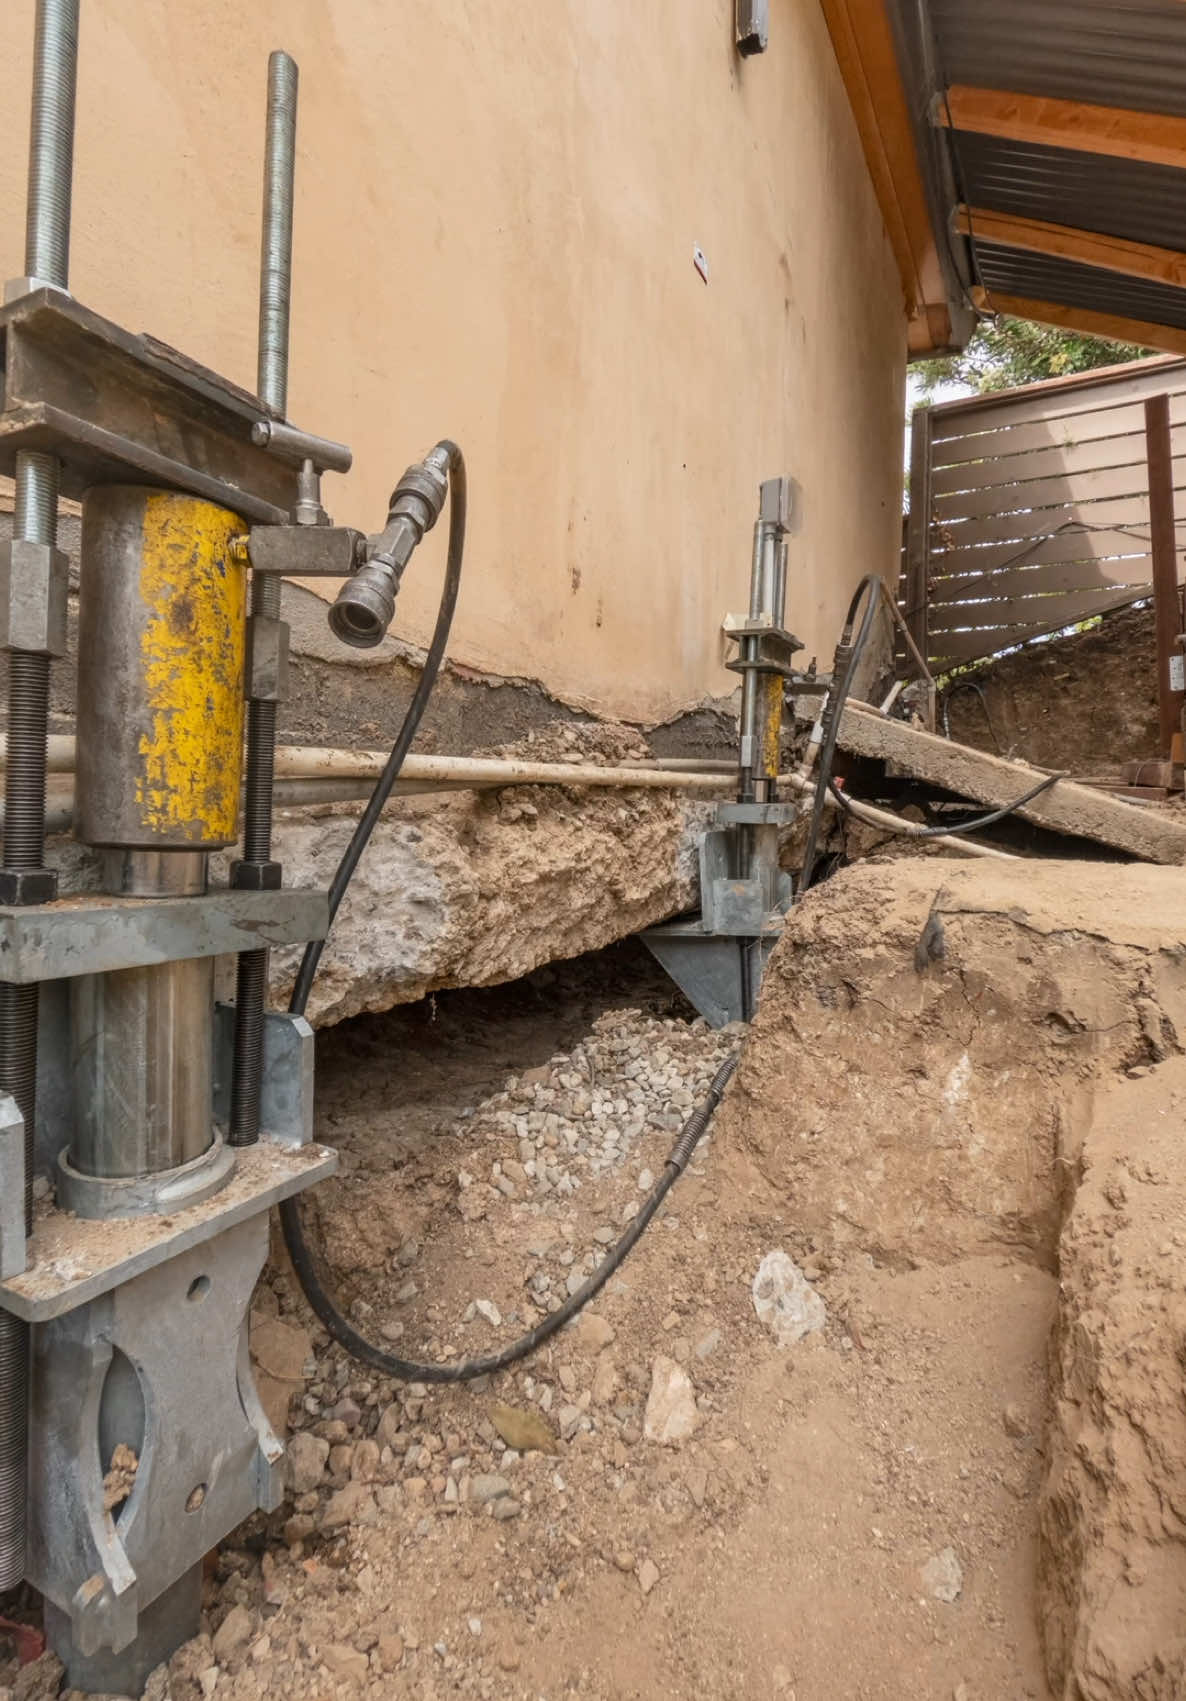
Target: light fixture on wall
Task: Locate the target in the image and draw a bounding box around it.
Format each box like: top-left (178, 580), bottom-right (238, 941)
top-left (736, 0), bottom-right (769, 55)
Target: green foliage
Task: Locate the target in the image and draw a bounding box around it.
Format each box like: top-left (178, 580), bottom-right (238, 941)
top-left (912, 316), bottom-right (1150, 398)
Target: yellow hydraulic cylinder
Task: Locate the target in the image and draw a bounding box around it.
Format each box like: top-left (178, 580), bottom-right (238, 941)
top-left (76, 487), bottom-right (247, 849)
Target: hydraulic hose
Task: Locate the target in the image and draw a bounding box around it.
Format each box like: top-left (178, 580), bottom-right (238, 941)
top-left (280, 441), bottom-right (739, 1381)
top-left (826, 770), bottom-right (1060, 839)
top-left (287, 443), bottom-right (465, 1016)
top-left (797, 573), bottom-right (882, 896)
top-left (281, 1055), bottom-right (737, 1383)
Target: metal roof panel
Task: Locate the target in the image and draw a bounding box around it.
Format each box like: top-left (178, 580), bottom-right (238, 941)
top-left (952, 130), bottom-right (1186, 250)
top-left (929, 0), bottom-right (1186, 116)
top-left (975, 241), bottom-right (1186, 332)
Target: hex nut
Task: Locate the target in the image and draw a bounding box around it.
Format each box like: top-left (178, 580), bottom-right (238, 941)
top-left (230, 860), bottom-right (283, 892)
top-left (0, 867), bottom-right (58, 906)
top-left (246, 615), bottom-right (290, 702)
top-left (0, 539), bottom-right (70, 657)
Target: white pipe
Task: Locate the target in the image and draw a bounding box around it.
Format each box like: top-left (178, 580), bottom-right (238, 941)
top-left (22, 737), bottom-right (1012, 856)
top-left (17, 736), bottom-right (735, 793)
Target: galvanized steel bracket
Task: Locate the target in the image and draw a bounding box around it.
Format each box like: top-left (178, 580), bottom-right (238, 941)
top-left (212, 1006), bottom-right (315, 1149)
top-left (0, 888), bottom-right (328, 983)
top-left (0, 1095), bottom-right (26, 1279)
top-left (26, 1214), bottom-right (283, 1660)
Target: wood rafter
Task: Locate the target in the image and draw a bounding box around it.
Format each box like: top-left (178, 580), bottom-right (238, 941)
top-left (940, 85), bottom-right (1186, 171)
top-left (970, 287), bottom-right (1186, 360)
top-left (957, 207), bottom-right (1186, 290)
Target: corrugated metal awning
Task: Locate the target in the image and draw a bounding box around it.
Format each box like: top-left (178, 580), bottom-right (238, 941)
top-left (885, 0), bottom-right (1186, 355)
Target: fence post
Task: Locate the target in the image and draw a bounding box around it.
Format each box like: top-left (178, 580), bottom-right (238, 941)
top-left (1144, 393), bottom-right (1182, 758)
top-left (904, 406), bottom-right (932, 666)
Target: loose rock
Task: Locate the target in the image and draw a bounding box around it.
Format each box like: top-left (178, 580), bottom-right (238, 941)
top-left (752, 1251), bottom-right (826, 1346)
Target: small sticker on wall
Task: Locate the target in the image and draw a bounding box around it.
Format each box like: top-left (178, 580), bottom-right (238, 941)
top-left (693, 245), bottom-right (709, 284)
top-left (1170, 653), bottom-right (1184, 692)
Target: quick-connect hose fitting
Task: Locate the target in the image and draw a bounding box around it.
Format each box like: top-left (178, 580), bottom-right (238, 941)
top-left (328, 447), bottom-right (450, 649)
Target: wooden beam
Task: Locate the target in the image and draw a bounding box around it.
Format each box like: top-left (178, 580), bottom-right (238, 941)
top-left (957, 207), bottom-right (1186, 291)
top-left (837, 701), bottom-right (1186, 863)
top-left (819, 0), bottom-right (952, 349)
top-left (941, 85), bottom-right (1186, 172)
top-left (970, 288), bottom-right (1186, 361)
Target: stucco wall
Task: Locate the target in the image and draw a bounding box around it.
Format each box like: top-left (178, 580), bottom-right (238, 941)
top-left (0, 0), bottom-right (906, 724)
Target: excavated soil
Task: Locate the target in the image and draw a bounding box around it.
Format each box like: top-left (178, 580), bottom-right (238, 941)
top-left (940, 604), bottom-right (1158, 773)
top-left (8, 861), bottom-right (1186, 1701)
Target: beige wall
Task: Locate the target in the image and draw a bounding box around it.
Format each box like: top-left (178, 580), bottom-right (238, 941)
top-left (0, 0), bottom-right (907, 724)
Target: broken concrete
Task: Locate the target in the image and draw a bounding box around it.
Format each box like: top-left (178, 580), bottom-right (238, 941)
top-left (837, 700), bottom-right (1186, 864)
top-left (1041, 1057), bottom-right (1186, 1701)
top-left (257, 776), bottom-right (715, 1026)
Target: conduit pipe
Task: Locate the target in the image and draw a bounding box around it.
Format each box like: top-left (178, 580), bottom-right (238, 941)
top-left (3, 740), bottom-right (738, 792)
top-left (11, 743), bottom-right (1015, 857)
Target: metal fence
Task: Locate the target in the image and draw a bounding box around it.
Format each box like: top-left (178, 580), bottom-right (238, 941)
top-left (904, 355), bottom-right (1186, 670)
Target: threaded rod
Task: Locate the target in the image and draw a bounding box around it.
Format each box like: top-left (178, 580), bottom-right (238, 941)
top-left (230, 53), bottom-right (298, 1147)
top-left (25, 0), bottom-right (78, 287)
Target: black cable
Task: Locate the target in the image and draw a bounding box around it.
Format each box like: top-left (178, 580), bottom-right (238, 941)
top-left (941, 677), bottom-right (1002, 753)
top-left (797, 574), bottom-right (883, 896)
top-left (287, 444), bottom-right (466, 1017)
top-left (281, 1054), bottom-right (737, 1383)
top-left (279, 440), bottom-right (739, 1383)
top-left (827, 770), bottom-right (1059, 840)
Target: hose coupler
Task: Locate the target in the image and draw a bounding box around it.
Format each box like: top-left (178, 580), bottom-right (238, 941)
top-left (328, 447), bottom-right (450, 649)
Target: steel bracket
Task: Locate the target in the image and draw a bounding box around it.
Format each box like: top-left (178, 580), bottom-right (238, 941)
top-left (26, 1214), bottom-right (285, 1661)
top-left (0, 888), bottom-right (328, 983)
top-left (0, 1095), bottom-right (25, 1279)
top-left (212, 1006), bottom-right (315, 1149)
top-left (715, 801), bottom-right (797, 826)
top-left (0, 291), bottom-right (305, 523)
top-left (246, 525), bottom-right (366, 578)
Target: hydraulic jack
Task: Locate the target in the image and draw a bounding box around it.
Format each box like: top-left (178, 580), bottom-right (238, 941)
top-left (643, 477), bottom-right (801, 1025)
top-left (0, 7), bottom-right (457, 1690)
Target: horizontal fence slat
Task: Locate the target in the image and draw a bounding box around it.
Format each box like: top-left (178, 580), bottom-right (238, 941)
top-left (931, 429), bottom-right (1162, 497)
top-left (930, 392), bottom-right (1186, 467)
top-left (928, 583), bottom-right (1150, 639)
top-left (931, 546), bottom-right (1155, 607)
top-left (928, 361), bottom-right (1186, 437)
top-left (933, 456), bottom-right (1186, 522)
top-left (932, 559), bottom-right (1152, 608)
top-left (931, 494), bottom-right (1180, 549)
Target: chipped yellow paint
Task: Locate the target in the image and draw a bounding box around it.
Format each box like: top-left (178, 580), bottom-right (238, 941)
top-left (135, 492), bottom-right (246, 842)
top-left (760, 676), bottom-right (783, 780)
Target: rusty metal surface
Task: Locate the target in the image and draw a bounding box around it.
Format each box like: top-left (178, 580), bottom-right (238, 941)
top-left (0, 292), bottom-right (299, 523)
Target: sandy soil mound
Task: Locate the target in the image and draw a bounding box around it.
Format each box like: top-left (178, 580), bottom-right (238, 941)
top-left (717, 858), bottom-right (1186, 1270)
top-left (1041, 1055), bottom-right (1186, 1700)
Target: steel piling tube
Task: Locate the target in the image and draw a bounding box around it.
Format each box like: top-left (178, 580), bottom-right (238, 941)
top-left (257, 51), bottom-right (297, 419)
top-left (230, 52), bottom-right (298, 1148)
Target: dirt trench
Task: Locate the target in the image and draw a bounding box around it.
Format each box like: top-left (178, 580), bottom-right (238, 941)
top-left (10, 860), bottom-right (1186, 1701)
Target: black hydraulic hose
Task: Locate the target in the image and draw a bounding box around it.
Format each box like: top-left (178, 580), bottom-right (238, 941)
top-left (280, 440), bottom-right (738, 1382)
top-left (941, 677), bottom-right (1002, 753)
top-left (826, 770), bottom-right (1060, 838)
top-left (281, 1054), bottom-right (738, 1383)
top-left (287, 444), bottom-right (466, 1016)
top-left (797, 573), bottom-right (883, 896)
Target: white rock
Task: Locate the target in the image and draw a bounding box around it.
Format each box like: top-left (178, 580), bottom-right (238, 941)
top-left (752, 1251), bottom-right (826, 1347)
top-left (921, 1547), bottom-right (963, 1603)
top-left (643, 1355), bottom-right (699, 1445)
top-left (473, 1299), bottom-right (502, 1328)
